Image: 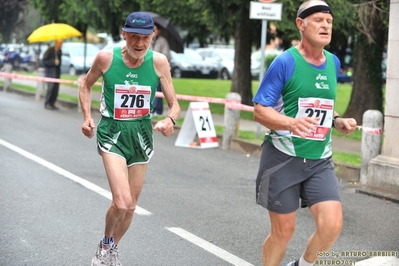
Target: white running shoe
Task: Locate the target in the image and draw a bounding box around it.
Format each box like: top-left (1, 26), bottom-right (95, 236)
top-left (109, 247), bottom-right (122, 266)
top-left (91, 241), bottom-right (112, 266)
top-left (286, 260), bottom-right (299, 266)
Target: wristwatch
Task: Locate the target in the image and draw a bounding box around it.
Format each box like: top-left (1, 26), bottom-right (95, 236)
top-left (167, 116), bottom-right (176, 125)
top-left (332, 115), bottom-right (340, 128)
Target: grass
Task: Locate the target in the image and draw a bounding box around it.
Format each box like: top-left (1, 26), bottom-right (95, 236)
top-left (2, 72), bottom-right (361, 165)
top-left (332, 152), bottom-right (361, 166)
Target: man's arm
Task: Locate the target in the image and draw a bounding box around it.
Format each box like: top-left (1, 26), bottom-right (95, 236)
top-left (254, 104), bottom-right (320, 138)
top-left (79, 49), bottom-right (112, 138)
top-left (153, 51), bottom-right (180, 136)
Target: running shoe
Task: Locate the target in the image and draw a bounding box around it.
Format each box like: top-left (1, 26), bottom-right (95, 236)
top-left (286, 259), bottom-right (299, 266)
top-left (91, 240), bottom-right (112, 266)
top-left (109, 247), bottom-right (122, 266)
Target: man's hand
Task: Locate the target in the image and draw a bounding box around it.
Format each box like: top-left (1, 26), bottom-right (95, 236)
top-left (82, 118), bottom-right (96, 138)
top-left (290, 116), bottom-right (321, 138)
top-left (334, 117), bottom-right (357, 135)
top-left (153, 119), bottom-right (174, 137)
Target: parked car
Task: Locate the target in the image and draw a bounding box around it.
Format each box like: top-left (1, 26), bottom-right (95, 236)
top-left (101, 39), bottom-right (126, 50)
top-left (196, 47), bottom-right (235, 80)
top-left (60, 42), bottom-right (100, 75)
top-left (250, 49), bottom-right (282, 79)
top-left (170, 48), bottom-right (218, 79)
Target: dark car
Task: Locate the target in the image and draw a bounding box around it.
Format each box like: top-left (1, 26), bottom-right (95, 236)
top-left (170, 48), bottom-right (218, 79)
top-left (337, 68), bottom-right (353, 83)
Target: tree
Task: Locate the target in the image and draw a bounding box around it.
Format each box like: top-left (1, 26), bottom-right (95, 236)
top-left (136, 0), bottom-right (213, 47)
top-left (229, 2), bottom-right (254, 105)
top-left (106, 0), bottom-right (366, 107)
top-left (0, 0), bottom-right (29, 43)
top-left (190, 0), bottom-right (256, 105)
top-left (29, 0), bottom-right (139, 43)
top-left (344, 0), bottom-right (389, 123)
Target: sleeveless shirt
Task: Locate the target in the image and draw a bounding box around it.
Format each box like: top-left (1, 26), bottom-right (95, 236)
top-left (100, 48), bottom-right (159, 120)
top-left (254, 47), bottom-right (338, 159)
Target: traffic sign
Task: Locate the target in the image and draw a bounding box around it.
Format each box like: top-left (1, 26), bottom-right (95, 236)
top-left (250, 1), bottom-right (282, 21)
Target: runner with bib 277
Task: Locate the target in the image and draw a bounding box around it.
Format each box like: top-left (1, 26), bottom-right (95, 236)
top-left (252, 1), bottom-right (357, 266)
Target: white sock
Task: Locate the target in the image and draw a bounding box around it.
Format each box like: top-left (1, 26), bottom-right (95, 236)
top-left (299, 255), bottom-right (313, 266)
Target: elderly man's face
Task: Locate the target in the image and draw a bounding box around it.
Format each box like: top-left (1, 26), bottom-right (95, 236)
top-left (123, 31), bottom-right (154, 59)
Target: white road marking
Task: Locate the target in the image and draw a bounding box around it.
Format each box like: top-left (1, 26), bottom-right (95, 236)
top-left (2, 138), bottom-right (255, 264)
top-left (0, 138), bottom-right (152, 216)
top-left (166, 227), bottom-right (254, 266)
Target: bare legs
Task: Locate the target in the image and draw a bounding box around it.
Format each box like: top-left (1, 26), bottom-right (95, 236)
top-left (262, 211), bottom-right (296, 266)
top-left (101, 152), bottom-right (148, 245)
top-left (303, 201), bottom-right (342, 262)
top-left (262, 201), bottom-right (342, 266)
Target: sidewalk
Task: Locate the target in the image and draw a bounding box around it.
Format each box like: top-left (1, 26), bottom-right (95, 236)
top-left (4, 75), bottom-right (360, 155)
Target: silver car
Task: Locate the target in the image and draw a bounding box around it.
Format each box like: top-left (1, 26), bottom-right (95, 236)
top-left (196, 47), bottom-right (235, 80)
top-left (250, 49), bottom-right (282, 79)
top-left (170, 48), bottom-right (218, 79)
top-left (61, 42), bottom-right (100, 75)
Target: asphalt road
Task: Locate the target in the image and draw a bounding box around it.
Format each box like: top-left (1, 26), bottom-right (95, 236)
top-left (1, 92), bottom-right (398, 266)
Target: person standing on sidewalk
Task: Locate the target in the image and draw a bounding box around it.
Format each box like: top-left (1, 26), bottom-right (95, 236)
top-left (252, 1), bottom-right (357, 266)
top-left (79, 12), bottom-right (180, 266)
top-left (150, 22), bottom-right (171, 116)
top-left (42, 39), bottom-right (63, 110)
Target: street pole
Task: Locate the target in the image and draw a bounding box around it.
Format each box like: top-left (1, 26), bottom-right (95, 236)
top-left (256, 20), bottom-right (268, 139)
top-left (250, 0), bottom-right (282, 139)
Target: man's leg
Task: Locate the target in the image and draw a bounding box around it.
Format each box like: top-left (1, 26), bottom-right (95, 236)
top-left (44, 82), bottom-right (55, 107)
top-left (303, 201), bottom-right (342, 263)
top-left (113, 163), bottom-right (148, 244)
top-left (49, 83), bottom-right (60, 107)
top-left (100, 152), bottom-right (147, 242)
top-left (262, 211), bottom-right (296, 266)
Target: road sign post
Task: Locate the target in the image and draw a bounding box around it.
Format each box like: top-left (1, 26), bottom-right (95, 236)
top-left (250, 1), bottom-right (282, 138)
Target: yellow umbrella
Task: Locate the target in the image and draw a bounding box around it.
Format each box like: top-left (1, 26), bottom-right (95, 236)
top-left (27, 23), bottom-right (82, 43)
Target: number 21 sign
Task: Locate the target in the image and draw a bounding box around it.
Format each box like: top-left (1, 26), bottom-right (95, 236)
top-left (175, 102), bottom-right (219, 149)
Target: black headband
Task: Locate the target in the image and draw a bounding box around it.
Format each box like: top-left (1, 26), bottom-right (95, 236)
top-left (298, 5), bottom-right (333, 19)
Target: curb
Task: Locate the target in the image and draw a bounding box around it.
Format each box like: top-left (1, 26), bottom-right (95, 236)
top-left (356, 186), bottom-right (399, 204)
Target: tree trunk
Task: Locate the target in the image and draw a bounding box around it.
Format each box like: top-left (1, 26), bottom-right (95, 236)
top-left (344, 3), bottom-right (386, 124)
top-left (231, 4), bottom-right (253, 106)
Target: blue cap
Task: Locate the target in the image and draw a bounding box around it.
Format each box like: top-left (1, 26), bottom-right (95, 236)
top-left (123, 12), bottom-right (154, 34)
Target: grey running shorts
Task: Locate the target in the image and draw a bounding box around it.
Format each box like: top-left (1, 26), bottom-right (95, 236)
top-left (256, 140), bottom-right (340, 214)
top-left (96, 116), bottom-right (154, 166)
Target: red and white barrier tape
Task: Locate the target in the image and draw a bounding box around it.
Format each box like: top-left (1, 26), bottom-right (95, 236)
top-left (357, 126), bottom-right (383, 135)
top-left (0, 72), bottom-right (392, 131)
top-left (0, 72), bottom-right (389, 134)
top-left (2, 72), bottom-right (255, 112)
top-left (0, 72), bottom-right (78, 85)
